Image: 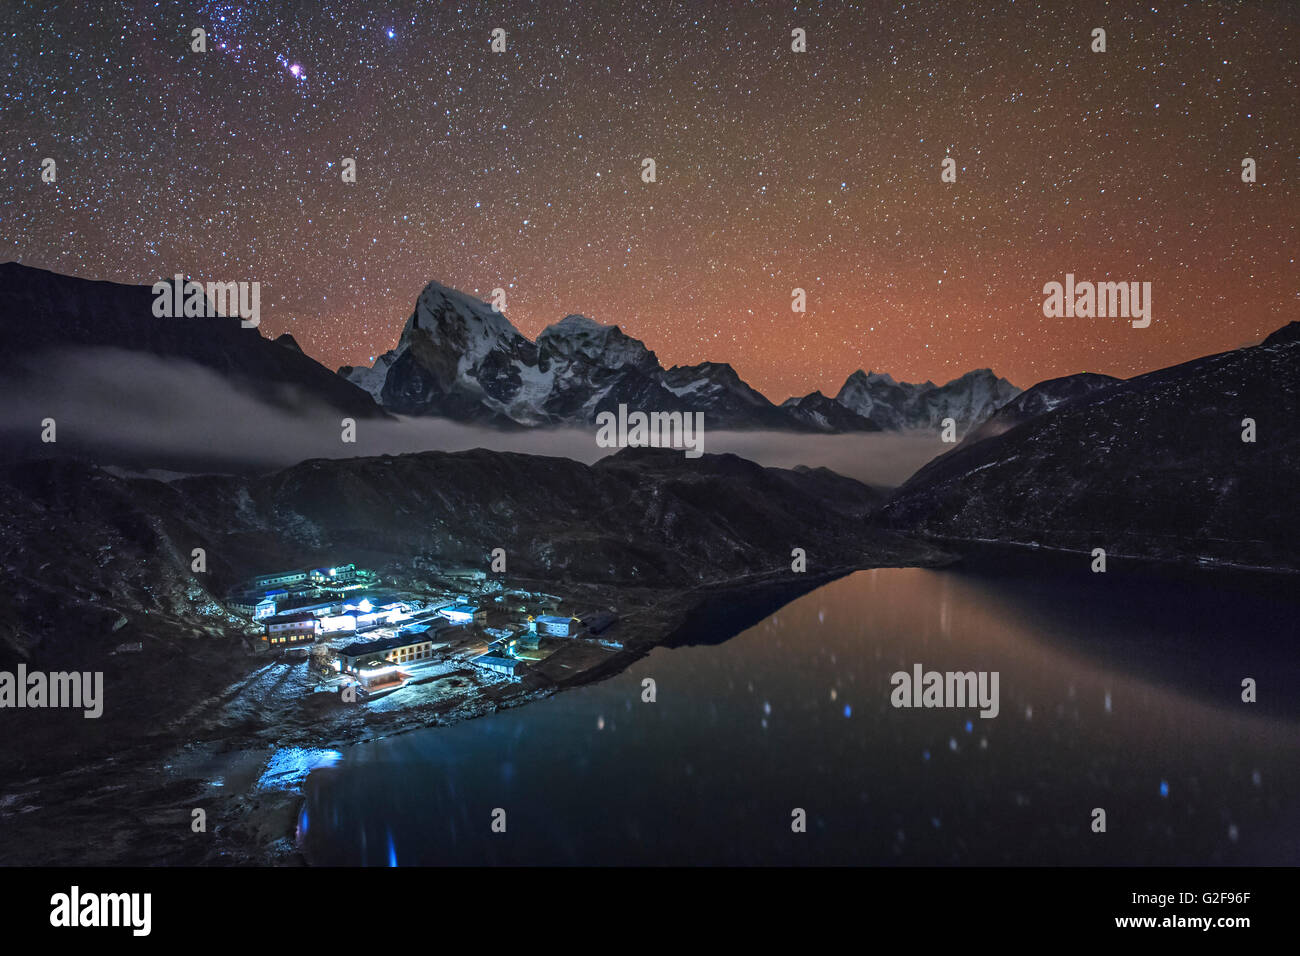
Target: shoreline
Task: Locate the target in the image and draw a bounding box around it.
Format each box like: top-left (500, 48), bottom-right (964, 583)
top-left (8, 537), bottom-right (1292, 867)
top-left (0, 552), bottom-right (951, 867)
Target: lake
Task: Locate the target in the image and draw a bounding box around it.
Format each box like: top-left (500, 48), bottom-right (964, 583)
top-left (298, 560), bottom-right (1300, 865)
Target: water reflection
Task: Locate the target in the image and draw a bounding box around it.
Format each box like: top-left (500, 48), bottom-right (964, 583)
top-left (301, 567), bottom-right (1300, 865)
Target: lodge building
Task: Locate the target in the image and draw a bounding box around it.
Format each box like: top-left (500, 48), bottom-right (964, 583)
top-left (263, 612), bottom-right (321, 645)
top-left (531, 614), bottom-right (577, 637)
top-left (334, 634), bottom-right (441, 675)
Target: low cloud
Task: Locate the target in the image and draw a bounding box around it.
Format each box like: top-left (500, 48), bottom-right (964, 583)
top-left (0, 347), bottom-right (946, 487)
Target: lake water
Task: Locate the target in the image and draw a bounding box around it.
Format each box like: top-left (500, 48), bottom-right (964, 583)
top-left (298, 562), bottom-right (1300, 865)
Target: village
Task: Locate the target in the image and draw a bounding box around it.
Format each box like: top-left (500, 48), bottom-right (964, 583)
top-left (225, 562), bottom-right (621, 703)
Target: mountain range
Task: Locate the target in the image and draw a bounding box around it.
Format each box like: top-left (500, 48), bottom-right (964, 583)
top-left (6, 260), bottom-right (1295, 574)
top-left (338, 277), bottom-right (1021, 433)
top-left (0, 263), bottom-right (1021, 435)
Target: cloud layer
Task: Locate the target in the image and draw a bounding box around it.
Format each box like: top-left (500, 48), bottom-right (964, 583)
top-left (0, 348), bottom-right (948, 487)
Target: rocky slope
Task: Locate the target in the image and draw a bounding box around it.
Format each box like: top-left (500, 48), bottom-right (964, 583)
top-left (961, 372), bottom-right (1122, 445)
top-left (877, 324), bottom-right (1300, 570)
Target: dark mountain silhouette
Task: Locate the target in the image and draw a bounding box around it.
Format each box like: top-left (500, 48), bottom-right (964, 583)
top-left (878, 326), bottom-right (1300, 570)
top-left (0, 262), bottom-right (385, 420)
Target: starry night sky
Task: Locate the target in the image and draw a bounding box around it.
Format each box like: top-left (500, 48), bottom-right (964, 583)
top-left (2, 0), bottom-right (1296, 400)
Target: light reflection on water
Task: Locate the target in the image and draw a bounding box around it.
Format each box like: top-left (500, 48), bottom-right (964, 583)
top-left (300, 566), bottom-right (1300, 865)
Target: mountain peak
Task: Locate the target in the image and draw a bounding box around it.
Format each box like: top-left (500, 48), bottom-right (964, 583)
top-left (413, 278), bottom-right (496, 314)
top-left (667, 360), bottom-right (739, 379)
top-left (538, 312), bottom-right (658, 373)
top-left (551, 313), bottom-right (609, 333)
top-left (399, 279), bottom-right (531, 357)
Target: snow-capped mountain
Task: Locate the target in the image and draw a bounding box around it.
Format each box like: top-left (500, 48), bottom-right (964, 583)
top-left (659, 362), bottom-right (798, 429)
top-left (534, 314), bottom-right (685, 423)
top-left (340, 278), bottom-right (1021, 432)
top-left (338, 279), bottom-right (823, 429)
top-left (780, 391), bottom-right (883, 432)
top-left (538, 313), bottom-right (660, 374)
top-left (831, 368), bottom-right (1021, 433)
top-left (339, 281), bottom-right (542, 424)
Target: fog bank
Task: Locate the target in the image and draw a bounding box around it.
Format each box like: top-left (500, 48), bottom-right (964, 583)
top-left (0, 348), bottom-right (949, 487)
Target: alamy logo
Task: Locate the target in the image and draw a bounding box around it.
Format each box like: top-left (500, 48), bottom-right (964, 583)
top-left (890, 663), bottom-right (999, 718)
top-left (50, 886), bottom-right (150, 936)
top-left (1042, 273), bottom-right (1151, 328)
top-left (0, 666), bottom-right (103, 718)
top-left (595, 404), bottom-right (705, 458)
top-left (151, 274), bottom-right (261, 327)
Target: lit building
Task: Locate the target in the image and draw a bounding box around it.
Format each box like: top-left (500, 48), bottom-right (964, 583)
top-left (352, 661), bottom-right (405, 693)
top-left (347, 600), bottom-right (410, 630)
top-left (320, 613), bottom-right (357, 633)
top-left (532, 614), bottom-right (576, 637)
top-left (263, 612), bottom-right (321, 645)
top-left (335, 634), bottom-right (437, 674)
top-left (440, 604), bottom-right (485, 625)
top-left (309, 564), bottom-right (359, 585)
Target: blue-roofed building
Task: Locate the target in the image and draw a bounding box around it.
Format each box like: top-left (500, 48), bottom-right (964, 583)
top-left (440, 604), bottom-right (485, 625)
top-left (473, 654), bottom-right (523, 680)
top-left (532, 614), bottom-right (575, 637)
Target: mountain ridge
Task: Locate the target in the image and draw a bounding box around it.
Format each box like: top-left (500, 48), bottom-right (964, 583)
top-left (341, 275), bottom-right (1024, 433)
top-left (0, 261), bottom-right (386, 421)
top-left (877, 330), bottom-right (1300, 571)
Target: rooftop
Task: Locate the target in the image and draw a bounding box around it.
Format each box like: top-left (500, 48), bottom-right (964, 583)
top-left (475, 655), bottom-right (519, 669)
top-left (265, 611), bottom-right (319, 624)
top-left (337, 631), bottom-right (456, 657)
